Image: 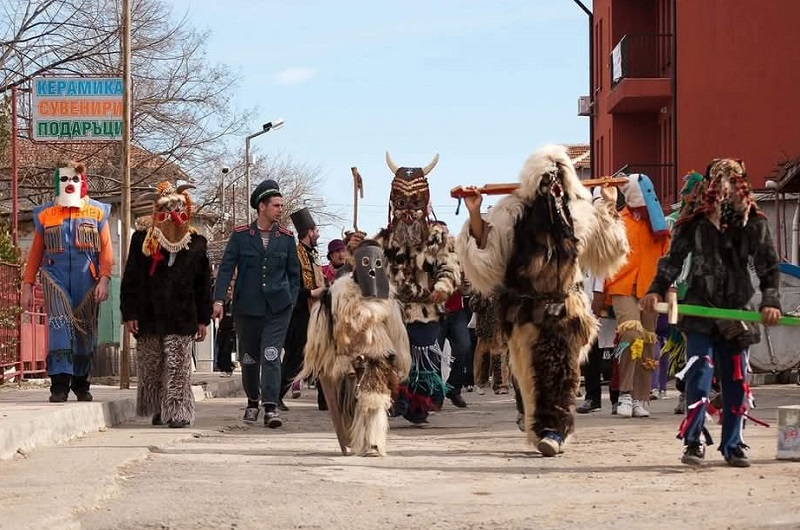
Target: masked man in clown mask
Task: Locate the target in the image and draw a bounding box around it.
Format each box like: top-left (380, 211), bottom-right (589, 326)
top-left (22, 162), bottom-right (113, 402)
top-left (120, 181), bottom-right (212, 428)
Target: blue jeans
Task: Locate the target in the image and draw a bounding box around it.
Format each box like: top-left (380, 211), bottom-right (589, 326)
top-left (682, 332), bottom-right (748, 457)
top-left (438, 309), bottom-right (471, 391)
top-left (235, 310), bottom-right (292, 407)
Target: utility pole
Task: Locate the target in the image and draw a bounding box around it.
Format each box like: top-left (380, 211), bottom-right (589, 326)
top-left (119, 0), bottom-right (132, 389)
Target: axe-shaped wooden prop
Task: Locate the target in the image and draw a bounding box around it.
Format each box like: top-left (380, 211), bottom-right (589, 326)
top-left (655, 291), bottom-right (800, 326)
top-left (351, 166), bottom-right (364, 234)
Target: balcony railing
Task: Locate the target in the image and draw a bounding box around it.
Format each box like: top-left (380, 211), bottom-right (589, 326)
top-left (614, 163), bottom-right (676, 210)
top-left (610, 34), bottom-right (673, 87)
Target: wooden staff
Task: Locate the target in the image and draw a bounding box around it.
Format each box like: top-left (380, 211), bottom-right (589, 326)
top-left (449, 176), bottom-right (629, 199)
top-left (351, 166), bottom-right (364, 232)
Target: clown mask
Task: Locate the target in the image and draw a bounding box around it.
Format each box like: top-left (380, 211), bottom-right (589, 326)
top-left (55, 165), bottom-right (87, 208)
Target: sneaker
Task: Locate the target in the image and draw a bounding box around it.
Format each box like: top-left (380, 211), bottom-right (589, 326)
top-left (264, 410), bottom-right (283, 428)
top-left (243, 407), bottom-right (260, 423)
top-left (290, 381), bottom-right (302, 399)
top-left (658, 390), bottom-right (669, 400)
top-left (576, 399), bottom-right (601, 414)
top-left (277, 399), bottom-right (289, 412)
top-left (475, 386), bottom-right (486, 396)
top-left (497, 387), bottom-right (509, 395)
top-left (681, 443), bottom-right (705, 466)
top-left (465, 385), bottom-right (474, 393)
top-left (725, 445), bottom-right (751, 468)
top-left (674, 393), bottom-right (686, 415)
top-left (617, 393), bottom-right (633, 418)
top-left (650, 389), bottom-right (659, 400)
top-left (632, 400), bottom-right (650, 418)
top-left (536, 431), bottom-right (564, 457)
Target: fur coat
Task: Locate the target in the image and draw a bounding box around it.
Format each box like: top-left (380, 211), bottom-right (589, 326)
top-left (374, 224), bottom-right (461, 324)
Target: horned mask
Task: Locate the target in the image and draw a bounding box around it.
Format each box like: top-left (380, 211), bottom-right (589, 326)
top-left (385, 151), bottom-right (439, 247)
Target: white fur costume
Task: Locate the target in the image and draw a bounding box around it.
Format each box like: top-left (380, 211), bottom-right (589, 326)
top-left (456, 144), bottom-right (629, 455)
top-left (301, 276), bottom-right (411, 456)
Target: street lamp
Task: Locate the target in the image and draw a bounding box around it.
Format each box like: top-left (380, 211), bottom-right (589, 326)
top-left (220, 167), bottom-right (230, 229)
top-left (245, 118), bottom-right (285, 223)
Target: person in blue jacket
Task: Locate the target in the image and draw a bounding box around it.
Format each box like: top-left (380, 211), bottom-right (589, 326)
top-left (212, 179), bottom-right (301, 428)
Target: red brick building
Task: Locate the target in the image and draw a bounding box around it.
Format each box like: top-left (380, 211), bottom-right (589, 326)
top-left (585, 0), bottom-right (800, 207)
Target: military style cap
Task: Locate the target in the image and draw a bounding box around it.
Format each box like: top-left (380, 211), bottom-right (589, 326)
top-left (250, 179), bottom-right (282, 209)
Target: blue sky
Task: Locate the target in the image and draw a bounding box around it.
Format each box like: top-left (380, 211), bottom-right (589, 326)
top-left (173, 0), bottom-right (591, 252)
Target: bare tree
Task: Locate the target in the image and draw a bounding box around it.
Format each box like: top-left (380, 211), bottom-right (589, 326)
top-left (200, 151), bottom-right (344, 265)
top-left (1, 0), bottom-right (248, 207)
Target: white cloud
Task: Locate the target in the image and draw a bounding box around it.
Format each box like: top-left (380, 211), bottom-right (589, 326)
top-left (273, 67), bottom-right (318, 86)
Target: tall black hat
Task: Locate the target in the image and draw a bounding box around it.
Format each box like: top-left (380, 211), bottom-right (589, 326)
top-left (290, 207), bottom-right (316, 233)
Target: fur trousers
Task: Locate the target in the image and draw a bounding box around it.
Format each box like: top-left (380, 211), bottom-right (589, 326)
top-left (509, 309), bottom-right (593, 444)
top-left (136, 334), bottom-right (195, 424)
top-left (473, 336), bottom-right (509, 391)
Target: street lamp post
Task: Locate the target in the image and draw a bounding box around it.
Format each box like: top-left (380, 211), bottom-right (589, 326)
top-left (220, 166), bottom-right (229, 231)
top-left (244, 118), bottom-right (285, 223)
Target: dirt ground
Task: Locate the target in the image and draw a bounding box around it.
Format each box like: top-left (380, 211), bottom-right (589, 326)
top-left (2, 384), bottom-right (800, 530)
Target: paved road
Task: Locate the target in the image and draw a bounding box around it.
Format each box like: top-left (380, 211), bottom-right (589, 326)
top-left (2, 385), bottom-right (800, 529)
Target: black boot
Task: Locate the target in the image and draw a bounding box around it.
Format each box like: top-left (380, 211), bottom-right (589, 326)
top-left (49, 374), bottom-right (70, 402)
top-left (446, 389), bottom-right (467, 408)
top-left (71, 375), bottom-right (93, 402)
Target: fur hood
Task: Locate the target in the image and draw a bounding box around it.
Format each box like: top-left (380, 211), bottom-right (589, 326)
top-left (516, 144), bottom-right (592, 204)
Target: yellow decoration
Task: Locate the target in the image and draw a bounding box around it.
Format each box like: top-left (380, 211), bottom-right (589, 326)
top-left (630, 339), bottom-right (644, 360)
top-left (641, 357), bottom-right (659, 371)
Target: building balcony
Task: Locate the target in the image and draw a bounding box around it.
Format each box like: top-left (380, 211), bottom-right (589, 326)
top-left (608, 34), bottom-right (673, 113)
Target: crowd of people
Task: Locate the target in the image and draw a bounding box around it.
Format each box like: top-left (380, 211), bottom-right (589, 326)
top-left (22, 147), bottom-right (783, 468)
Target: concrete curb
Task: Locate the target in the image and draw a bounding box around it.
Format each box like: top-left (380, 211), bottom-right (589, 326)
top-left (0, 379), bottom-right (241, 461)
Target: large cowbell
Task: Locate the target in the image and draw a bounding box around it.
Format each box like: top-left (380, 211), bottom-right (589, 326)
top-left (354, 245), bottom-right (390, 299)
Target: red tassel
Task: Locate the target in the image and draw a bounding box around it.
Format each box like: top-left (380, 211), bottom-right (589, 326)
top-left (732, 353), bottom-right (744, 381)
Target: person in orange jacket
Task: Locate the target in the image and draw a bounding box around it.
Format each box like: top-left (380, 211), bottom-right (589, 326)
top-left (604, 174), bottom-right (670, 418)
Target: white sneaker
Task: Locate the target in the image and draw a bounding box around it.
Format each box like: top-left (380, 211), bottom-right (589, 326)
top-left (632, 400), bottom-right (650, 418)
top-left (475, 386), bottom-right (486, 395)
top-left (617, 394), bottom-right (633, 418)
top-left (658, 390), bottom-right (669, 400)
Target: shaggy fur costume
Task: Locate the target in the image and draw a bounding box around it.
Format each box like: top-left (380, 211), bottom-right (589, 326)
top-left (456, 144), bottom-right (629, 453)
top-left (301, 277), bottom-right (411, 456)
top-left (374, 223), bottom-right (460, 324)
top-left (136, 334), bottom-right (195, 423)
top-left (121, 182), bottom-right (212, 427)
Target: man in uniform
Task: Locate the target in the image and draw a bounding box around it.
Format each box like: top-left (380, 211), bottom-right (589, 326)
top-left (212, 179), bottom-right (301, 428)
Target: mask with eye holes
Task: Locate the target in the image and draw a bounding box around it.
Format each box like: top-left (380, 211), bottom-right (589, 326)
top-left (353, 245), bottom-right (390, 299)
